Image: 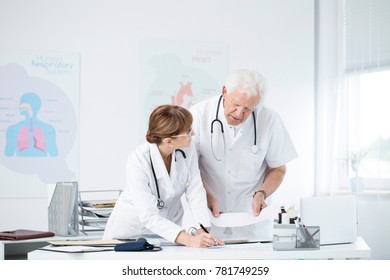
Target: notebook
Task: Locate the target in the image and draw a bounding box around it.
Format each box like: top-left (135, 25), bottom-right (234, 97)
top-left (300, 195), bottom-right (357, 245)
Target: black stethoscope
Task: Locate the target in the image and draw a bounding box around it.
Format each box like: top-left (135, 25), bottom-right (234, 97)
top-left (150, 149), bottom-right (186, 209)
top-left (211, 95), bottom-right (258, 161)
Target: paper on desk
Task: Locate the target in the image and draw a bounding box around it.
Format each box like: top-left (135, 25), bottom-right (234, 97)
top-left (209, 204), bottom-right (279, 227)
top-left (40, 245), bottom-right (114, 253)
top-left (49, 239), bottom-right (123, 246)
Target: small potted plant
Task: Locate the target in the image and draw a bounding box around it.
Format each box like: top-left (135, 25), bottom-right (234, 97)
top-left (345, 149), bottom-right (369, 192)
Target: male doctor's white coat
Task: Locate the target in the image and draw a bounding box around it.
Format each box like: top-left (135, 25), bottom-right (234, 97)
top-left (190, 95), bottom-right (298, 240)
top-left (103, 142), bottom-right (210, 242)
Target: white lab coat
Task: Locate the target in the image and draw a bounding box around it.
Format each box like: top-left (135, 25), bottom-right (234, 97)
top-left (190, 96), bottom-right (298, 239)
top-left (103, 142), bottom-right (210, 242)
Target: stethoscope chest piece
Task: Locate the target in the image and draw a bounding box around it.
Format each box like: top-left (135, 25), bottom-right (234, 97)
top-left (150, 149), bottom-right (187, 210)
top-left (251, 145), bottom-right (258, 154)
top-left (157, 199), bottom-right (165, 209)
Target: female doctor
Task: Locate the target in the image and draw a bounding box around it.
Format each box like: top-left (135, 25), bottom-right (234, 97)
top-left (103, 105), bottom-right (224, 247)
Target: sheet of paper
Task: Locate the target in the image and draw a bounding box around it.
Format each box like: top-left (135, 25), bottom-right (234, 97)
top-left (209, 204), bottom-right (279, 227)
top-left (40, 245), bottom-right (114, 253)
top-left (48, 239), bottom-right (123, 246)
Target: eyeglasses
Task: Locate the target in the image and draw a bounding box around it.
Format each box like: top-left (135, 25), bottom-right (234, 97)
top-left (172, 129), bottom-right (193, 138)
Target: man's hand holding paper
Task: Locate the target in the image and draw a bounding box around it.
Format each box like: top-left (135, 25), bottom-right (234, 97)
top-left (208, 204), bottom-right (279, 228)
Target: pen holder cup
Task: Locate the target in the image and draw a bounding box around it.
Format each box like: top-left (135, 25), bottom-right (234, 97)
top-left (296, 226), bottom-right (320, 250)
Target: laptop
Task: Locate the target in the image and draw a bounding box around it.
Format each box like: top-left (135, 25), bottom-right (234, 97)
top-left (300, 195), bottom-right (357, 245)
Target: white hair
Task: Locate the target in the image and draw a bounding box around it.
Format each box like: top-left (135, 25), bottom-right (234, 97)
top-left (224, 69), bottom-right (267, 99)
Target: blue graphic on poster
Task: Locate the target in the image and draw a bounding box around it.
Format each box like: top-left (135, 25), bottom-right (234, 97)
top-left (140, 41), bottom-right (229, 125)
top-left (5, 92), bottom-right (59, 157)
top-left (0, 51), bottom-right (79, 198)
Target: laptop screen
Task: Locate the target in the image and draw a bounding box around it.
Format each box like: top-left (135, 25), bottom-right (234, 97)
top-left (300, 195), bottom-right (358, 245)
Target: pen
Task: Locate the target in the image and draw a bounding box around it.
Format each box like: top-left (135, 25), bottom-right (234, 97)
top-left (200, 223), bottom-right (219, 246)
top-left (199, 223), bottom-right (209, 234)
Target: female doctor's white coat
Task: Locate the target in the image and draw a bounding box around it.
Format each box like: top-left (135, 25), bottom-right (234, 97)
top-left (103, 142), bottom-right (210, 242)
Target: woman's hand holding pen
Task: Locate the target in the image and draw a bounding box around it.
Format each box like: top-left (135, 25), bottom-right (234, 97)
top-left (199, 223), bottom-right (224, 247)
top-left (192, 232), bottom-right (224, 247)
top-left (175, 229), bottom-right (224, 248)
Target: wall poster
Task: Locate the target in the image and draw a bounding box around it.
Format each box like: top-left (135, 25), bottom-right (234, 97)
top-left (140, 40), bottom-right (229, 126)
top-left (0, 50), bottom-right (79, 198)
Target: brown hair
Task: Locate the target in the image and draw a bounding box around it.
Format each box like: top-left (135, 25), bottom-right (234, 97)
top-left (146, 105), bottom-right (192, 144)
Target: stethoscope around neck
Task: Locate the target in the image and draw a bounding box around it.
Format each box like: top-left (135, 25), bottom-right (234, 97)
top-left (150, 149), bottom-right (186, 209)
top-left (211, 95), bottom-right (258, 161)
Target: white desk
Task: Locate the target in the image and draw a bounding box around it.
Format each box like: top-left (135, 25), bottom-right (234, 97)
top-left (1, 233), bottom-right (102, 260)
top-left (28, 237), bottom-right (370, 260)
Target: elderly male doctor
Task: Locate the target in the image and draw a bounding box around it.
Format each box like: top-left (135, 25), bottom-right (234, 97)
top-left (190, 69), bottom-right (298, 240)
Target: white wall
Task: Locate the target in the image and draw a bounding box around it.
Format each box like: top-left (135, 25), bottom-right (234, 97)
top-left (0, 0), bottom-right (314, 233)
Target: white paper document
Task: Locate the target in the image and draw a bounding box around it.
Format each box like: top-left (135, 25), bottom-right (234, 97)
top-left (40, 245), bottom-right (114, 253)
top-left (209, 204), bottom-right (279, 227)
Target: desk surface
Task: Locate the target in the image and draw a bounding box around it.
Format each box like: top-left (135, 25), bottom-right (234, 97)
top-left (28, 237), bottom-right (370, 260)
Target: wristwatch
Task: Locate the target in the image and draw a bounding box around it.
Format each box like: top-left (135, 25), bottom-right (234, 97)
top-left (253, 189), bottom-right (267, 199)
